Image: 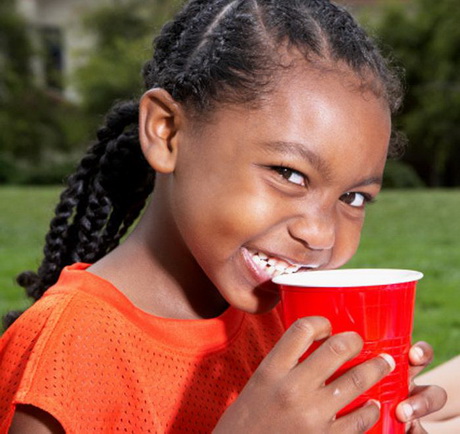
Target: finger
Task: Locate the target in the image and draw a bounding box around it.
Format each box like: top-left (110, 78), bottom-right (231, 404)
top-left (396, 385), bottom-right (447, 423)
top-left (408, 342), bottom-right (433, 379)
top-left (332, 399), bottom-right (381, 434)
top-left (260, 316), bottom-right (332, 374)
top-left (293, 331), bottom-right (363, 386)
top-left (324, 354), bottom-right (395, 412)
top-left (409, 342), bottom-right (433, 366)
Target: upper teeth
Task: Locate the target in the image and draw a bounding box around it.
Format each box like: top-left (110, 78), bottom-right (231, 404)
top-left (251, 251), bottom-right (302, 278)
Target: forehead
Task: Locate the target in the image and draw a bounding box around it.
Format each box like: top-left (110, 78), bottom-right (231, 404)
top-left (268, 63), bottom-right (390, 131)
top-left (209, 64), bottom-right (392, 151)
top-left (184, 62), bottom-right (391, 181)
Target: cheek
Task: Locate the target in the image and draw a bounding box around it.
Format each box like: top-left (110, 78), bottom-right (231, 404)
top-left (205, 189), bottom-right (277, 250)
top-left (174, 176), bottom-right (277, 258)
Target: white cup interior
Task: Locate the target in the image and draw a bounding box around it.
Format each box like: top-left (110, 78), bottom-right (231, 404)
top-left (272, 268), bottom-right (423, 287)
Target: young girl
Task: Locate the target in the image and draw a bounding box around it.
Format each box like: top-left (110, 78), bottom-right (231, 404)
top-left (0, 0), bottom-right (447, 432)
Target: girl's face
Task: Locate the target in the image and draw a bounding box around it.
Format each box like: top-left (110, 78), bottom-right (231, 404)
top-left (148, 67), bottom-right (391, 315)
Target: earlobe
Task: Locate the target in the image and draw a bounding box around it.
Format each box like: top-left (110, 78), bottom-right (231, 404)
top-left (139, 88), bottom-right (182, 173)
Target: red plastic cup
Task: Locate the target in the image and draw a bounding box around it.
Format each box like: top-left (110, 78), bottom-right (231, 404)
top-left (273, 268), bottom-right (423, 434)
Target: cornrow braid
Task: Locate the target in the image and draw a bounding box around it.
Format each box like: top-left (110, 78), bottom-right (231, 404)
top-left (5, 0), bottom-right (405, 329)
top-left (143, 0), bottom-right (403, 119)
top-left (143, 0), bottom-right (404, 157)
top-left (144, 0), bottom-right (280, 111)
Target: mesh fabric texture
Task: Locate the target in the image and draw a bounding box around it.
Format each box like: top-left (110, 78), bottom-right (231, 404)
top-left (0, 263), bottom-right (284, 433)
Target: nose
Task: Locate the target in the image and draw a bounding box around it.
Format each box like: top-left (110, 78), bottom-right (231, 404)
top-left (287, 210), bottom-right (336, 251)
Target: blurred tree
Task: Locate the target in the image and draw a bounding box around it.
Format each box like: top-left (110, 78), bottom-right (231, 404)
top-left (0, 0), bottom-right (32, 77)
top-left (0, 0), bottom-right (180, 184)
top-left (375, 0), bottom-right (460, 187)
top-left (0, 0), bottom-right (91, 184)
top-left (75, 0), bottom-right (181, 118)
top-left (0, 0), bottom-right (36, 166)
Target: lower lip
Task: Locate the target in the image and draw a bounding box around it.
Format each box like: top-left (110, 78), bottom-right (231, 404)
top-left (241, 247), bottom-right (274, 285)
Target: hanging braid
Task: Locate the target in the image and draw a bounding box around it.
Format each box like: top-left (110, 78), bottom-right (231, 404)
top-left (4, 101), bottom-right (154, 329)
top-left (5, 0), bottom-right (405, 329)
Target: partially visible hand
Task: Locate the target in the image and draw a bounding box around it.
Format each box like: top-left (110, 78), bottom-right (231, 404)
top-left (394, 341), bottom-right (447, 432)
top-left (215, 316), bottom-right (395, 433)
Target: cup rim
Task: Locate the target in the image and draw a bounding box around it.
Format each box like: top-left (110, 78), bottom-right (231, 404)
top-left (272, 268), bottom-right (424, 288)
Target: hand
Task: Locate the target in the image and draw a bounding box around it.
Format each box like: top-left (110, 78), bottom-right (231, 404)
top-left (395, 341), bottom-right (448, 433)
top-left (214, 317), bottom-right (394, 433)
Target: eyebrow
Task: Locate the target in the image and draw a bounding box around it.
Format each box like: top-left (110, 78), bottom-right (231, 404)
top-left (259, 139), bottom-right (383, 188)
top-left (348, 176), bottom-right (383, 190)
top-left (260, 140), bottom-right (330, 174)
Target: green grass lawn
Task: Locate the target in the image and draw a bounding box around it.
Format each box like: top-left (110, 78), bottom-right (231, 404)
top-left (0, 186), bottom-right (459, 366)
top-left (347, 189), bottom-right (460, 366)
top-left (0, 186), bottom-right (61, 314)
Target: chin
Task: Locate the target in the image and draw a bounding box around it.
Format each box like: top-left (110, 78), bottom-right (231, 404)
top-left (235, 280), bottom-right (281, 315)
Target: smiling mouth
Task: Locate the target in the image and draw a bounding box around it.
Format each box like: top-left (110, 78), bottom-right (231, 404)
top-left (247, 249), bottom-right (319, 279)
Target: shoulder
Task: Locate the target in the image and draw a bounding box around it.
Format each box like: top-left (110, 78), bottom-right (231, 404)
top-left (0, 264), bottom-right (115, 353)
top-left (0, 264), bottom-right (129, 432)
top-left (0, 282), bottom-right (79, 360)
top-left (0, 267), bottom-right (143, 432)
top-left (1, 263), bottom-right (132, 343)
top-left (0, 275), bottom-right (78, 432)
top-left (0, 264), bottom-right (112, 384)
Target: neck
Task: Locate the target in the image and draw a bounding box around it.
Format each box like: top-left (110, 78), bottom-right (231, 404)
top-left (89, 196), bottom-right (228, 320)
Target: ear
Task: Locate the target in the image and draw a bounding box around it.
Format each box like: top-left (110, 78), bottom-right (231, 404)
top-left (139, 88), bottom-right (183, 173)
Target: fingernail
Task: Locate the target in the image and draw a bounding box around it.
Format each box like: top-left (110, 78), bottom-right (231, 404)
top-left (402, 403), bottom-right (414, 420)
top-left (379, 353), bottom-right (396, 372)
top-left (410, 346), bottom-right (424, 362)
top-left (366, 399), bottom-right (381, 410)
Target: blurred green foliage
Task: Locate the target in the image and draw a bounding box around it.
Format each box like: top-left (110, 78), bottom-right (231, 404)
top-left (0, 0), bottom-right (180, 184)
top-left (383, 160), bottom-right (425, 189)
top-left (374, 0), bottom-right (460, 187)
top-left (0, 0), bottom-right (93, 184)
top-left (74, 0), bottom-right (181, 117)
top-left (1, 0), bottom-right (459, 186)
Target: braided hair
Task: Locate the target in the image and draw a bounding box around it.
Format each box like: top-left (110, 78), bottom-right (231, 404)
top-left (4, 0), bottom-right (404, 329)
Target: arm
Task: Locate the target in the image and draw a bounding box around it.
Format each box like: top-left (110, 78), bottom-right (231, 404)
top-left (417, 355), bottom-right (460, 423)
top-left (422, 417), bottom-right (460, 434)
top-left (9, 405), bottom-right (65, 434)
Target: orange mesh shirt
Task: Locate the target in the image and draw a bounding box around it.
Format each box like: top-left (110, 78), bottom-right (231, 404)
top-left (0, 263), bottom-right (284, 433)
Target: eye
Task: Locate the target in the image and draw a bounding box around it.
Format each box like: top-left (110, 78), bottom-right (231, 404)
top-left (272, 166), bottom-right (306, 186)
top-left (340, 192), bottom-right (374, 208)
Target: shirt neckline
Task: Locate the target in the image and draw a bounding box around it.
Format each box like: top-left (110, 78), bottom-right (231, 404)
top-left (49, 263), bottom-right (246, 354)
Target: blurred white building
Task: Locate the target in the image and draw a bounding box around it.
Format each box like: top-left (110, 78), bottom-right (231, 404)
top-left (16, 0), bottom-right (405, 101)
top-left (16, 0), bottom-right (103, 101)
